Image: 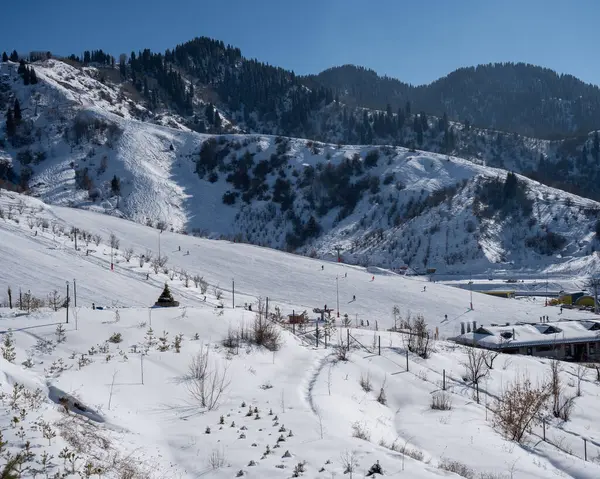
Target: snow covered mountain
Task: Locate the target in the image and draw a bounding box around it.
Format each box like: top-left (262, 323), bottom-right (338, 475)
top-left (2, 58), bottom-right (600, 276)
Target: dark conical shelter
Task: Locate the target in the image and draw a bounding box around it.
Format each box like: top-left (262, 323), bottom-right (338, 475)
top-left (154, 283), bottom-right (179, 308)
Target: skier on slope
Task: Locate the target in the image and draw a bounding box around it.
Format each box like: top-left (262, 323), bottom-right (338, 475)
top-left (353, 295), bottom-right (356, 301)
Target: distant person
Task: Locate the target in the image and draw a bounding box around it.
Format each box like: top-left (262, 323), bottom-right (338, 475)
top-left (423, 286), bottom-right (426, 292)
top-left (371, 276), bottom-right (374, 281)
top-left (178, 246), bottom-right (181, 251)
top-left (353, 295), bottom-right (356, 301)
top-left (322, 265), bottom-right (324, 271)
top-left (345, 272), bottom-right (347, 278)
top-left (92, 303), bottom-right (95, 310)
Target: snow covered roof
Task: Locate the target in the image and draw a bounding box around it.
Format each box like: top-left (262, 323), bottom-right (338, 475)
top-left (453, 320), bottom-right (600, 348)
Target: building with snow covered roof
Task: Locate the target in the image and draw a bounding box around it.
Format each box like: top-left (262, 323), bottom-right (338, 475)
top-left (452, 319), bottom-right (600, 361)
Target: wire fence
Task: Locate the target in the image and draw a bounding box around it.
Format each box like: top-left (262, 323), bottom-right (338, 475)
top-left (277, 317), bottom-right (600, 464)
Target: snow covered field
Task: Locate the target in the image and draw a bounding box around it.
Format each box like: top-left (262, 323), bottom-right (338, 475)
top-left (2, 192), bottom-right (600, 477)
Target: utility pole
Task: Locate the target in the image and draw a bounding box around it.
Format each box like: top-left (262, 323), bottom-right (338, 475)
top-left (66, 282), bottom-right (69, 324)
top-left (232, 279), bottom-right (235, 309)
top-left (336, 276), bottom-right (339, 318)
top-left (469, 278), bottom-right (473, 310)
top-left (73, 279), bottom-right (77, 308)
top-left (158, 229), bottom-right (162, 258)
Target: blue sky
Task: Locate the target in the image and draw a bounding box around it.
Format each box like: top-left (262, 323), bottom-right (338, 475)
top-left (1, 0), bottom-right (597, 85)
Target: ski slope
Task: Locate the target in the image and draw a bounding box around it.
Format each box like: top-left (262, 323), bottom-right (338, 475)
top-left (2, 192), bottom-right (600, 477)
top-left (2, 191), bottom-right (598, 337)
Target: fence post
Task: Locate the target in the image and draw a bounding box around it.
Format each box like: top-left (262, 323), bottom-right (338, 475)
top-left (584, 438), bottom-right (587, 461)
top-left (378, 336), bottom-right (381, 355)
top-left (543, 418), bottom-right (545, 441)
top-left (347, 328), bottom-right (350, 351)
top-left (443, 369), bottom-right (446, 390)
top-left (316, 322), bottom-right (319, 348)
top-left (406, 350), bottom-right (409, 372)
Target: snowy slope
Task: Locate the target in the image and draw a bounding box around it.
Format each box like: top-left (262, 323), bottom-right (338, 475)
top-left (2, 59), bottom-right (600, 277)
top-left (2, 197), bottom-right (600, 478)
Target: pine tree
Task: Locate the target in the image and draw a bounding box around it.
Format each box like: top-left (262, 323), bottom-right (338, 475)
top-left (9, 50), bottom-right (18, 62)
top-left (1, 52), bottom-right (7, 62)
top-left (17, 59), bottom-right (26, 75)
top-left (205, 103), bottom-right (215, 124)
top-left (29, 67), bottom-right (38, 84)
top-left (214, 111), bottom-right (222, 129)
top-left (110, 175), bottom-right (121, 195)
top-left (13, 99), bottom-right (22, 124)
top-left (156, 283), bottom-right (175, 304)
top-left (23, 67), bottom-right (30, 85)
top-left (593, 131), bottom-right (600, 162)
top-left (5, 108), bottom-right (16, 137)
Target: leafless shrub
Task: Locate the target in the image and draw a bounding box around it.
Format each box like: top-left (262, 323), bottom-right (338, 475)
top-left (222, 327), bottom-right (240, 352)
top-left (493, 374), bottom-right (549, 443)
top-left (207, 447), bottom-right (226, 470)
top-left (27, 215), bottom-right (35, 229)
top-left (16, 199), bottom-right (26, 214)
top-left (251, 300), bottom-right (282, 351)
top-left (548, 359), bottom-right (574, 420)
top-left (359, 371), bottom-right (372, 392)
top-left (335, 339), bottom-right (349, 361)
top-left (123, 247), bottom-right (134, 262)
top-left (376, 376), bottom-right (388, 405)
top-left (186, 345), bottom-right (230, 411)
top-left (213, 285), bottom-right (223, 300)
top-left (92, 234), bottom-right (102, 246)
top-left (351, 421), bottom-right (370, 441)
top-left (144, 249), bottom-right (153, 263)
top-left (462, 347), bottom-right (490, 403)
top-left (340, 450), bottom-right (360, 479)
top-left (157, 255), bottom-right (168, 268)
top-left (181, 270), bottom-right (190, 287)
top-left (431, 391), bottom-right (452, 410)
top-left (438, 458), bottom-right (474, 479)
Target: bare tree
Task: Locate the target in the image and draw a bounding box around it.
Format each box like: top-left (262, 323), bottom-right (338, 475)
top-left (180, 270), bottom-right (190, 288)
top-left (574, 364), bottom-right (588, 397)
top-left (462, 347), bottom-right (490, 404)
top-left (493, 374), bottom-right (549, 443)
top-left (123, 247), bottom-right (134, 262)
top-left (109, 233), bottom-right (120, 250)
top-left (186, 345), bottom-right (230, 411)
top-left (144, 249), bottom-right (153, 263)
top-left (92, 234), bottom-right (102, 246)
top-left (199, 277), bottom-right (208, 294)
top-left (340, 450), bottom-right (359, 479)
top-left (151, 257), bottom-right (161, 274)
top-left (392, 305), bottom-right (400, 331)
top-left (157, 255), bottom-right (168, 268)
top-left (483, 349), bottom-right (500, 370)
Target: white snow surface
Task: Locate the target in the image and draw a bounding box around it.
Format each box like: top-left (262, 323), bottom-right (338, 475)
top-left (1, 192), bottom-right (600, 477)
